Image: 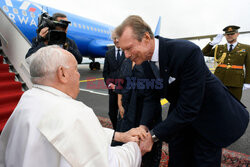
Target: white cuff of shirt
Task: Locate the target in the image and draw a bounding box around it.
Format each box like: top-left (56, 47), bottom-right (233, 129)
top-left (243, 84), bottom-right (250, 90)
top-left (108, 83), bottom-right (113, 88)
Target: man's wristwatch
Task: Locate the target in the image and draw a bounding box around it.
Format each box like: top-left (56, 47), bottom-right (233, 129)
top-left (150, 130), bottom-right (159, 142)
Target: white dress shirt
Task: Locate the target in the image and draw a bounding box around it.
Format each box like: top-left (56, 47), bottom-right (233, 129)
top-left (115, 46), bottom-right (122, 60)
top-left (227, 42), bottom-right (238, 51)
top-left (150, 38), bottom-right (160, 68)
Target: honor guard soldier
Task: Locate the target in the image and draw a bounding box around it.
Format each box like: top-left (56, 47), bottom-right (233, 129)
top-left (202, 25), bottom-right (250, 100)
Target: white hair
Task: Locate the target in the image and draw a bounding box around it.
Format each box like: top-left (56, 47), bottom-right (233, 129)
top-left (30, 45), bottom-right (69, 84)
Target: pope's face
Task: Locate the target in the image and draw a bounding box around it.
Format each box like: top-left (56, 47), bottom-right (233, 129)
top-left (118, 26), bottom-right (153, 65)
top-left (64, 51), bottom-right (80, 99)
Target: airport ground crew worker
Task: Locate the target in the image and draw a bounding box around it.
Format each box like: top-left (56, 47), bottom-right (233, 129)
top-left (202, 25), bottom-right (250, 100)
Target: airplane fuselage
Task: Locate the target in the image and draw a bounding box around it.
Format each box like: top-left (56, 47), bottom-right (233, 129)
top-left (0, 0), bottom-right (114, 58)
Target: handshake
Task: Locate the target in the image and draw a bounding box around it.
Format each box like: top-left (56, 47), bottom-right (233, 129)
top-left (115, 125), bottom-right (155, 155)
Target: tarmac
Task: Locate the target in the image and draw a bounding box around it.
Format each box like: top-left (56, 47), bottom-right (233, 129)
top-left (76, 63), bottom-right (250, 155)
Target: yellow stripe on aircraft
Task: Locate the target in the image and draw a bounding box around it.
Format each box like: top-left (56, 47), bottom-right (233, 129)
top-left (80, 78), bottom-right (104, 83)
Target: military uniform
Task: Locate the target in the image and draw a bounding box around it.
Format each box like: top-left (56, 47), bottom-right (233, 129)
top-left (202, 26), bottom-right (250, 100)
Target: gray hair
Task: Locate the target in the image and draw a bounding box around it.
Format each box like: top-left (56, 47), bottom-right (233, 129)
top-left (115, 15), bottom-right (154, 41)
top-left (30, 45), bottom-right (69, 84)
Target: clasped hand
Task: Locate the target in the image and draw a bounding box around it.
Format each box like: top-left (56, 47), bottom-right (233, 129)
top-left (124, 126), bottom-right (154, 156)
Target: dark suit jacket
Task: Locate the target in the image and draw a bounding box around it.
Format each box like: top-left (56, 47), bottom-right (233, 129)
top-left (118, 59), bottom-right (162, 131)
top-left (150, 36), bottom-right (249, 147)
top-left (103, 46), bottom-right (125, 93)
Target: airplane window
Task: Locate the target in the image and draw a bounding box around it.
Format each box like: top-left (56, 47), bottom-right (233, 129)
top-left (87, 26), bottom-right (89, 30)
top-left (22, 10), bottom-right (27, 16)
top-left (101, 29), bottom-right (103, 33)
top-left (98, 29), bottom-right (100, 32)
top-left (82, 25), bottom-right (85, 29)
top-left (94, 28), bottom-right (97, 32)
top-left (78, 24), bottom-right (81, 28)
top-left (3, 6), bottom-right (9, 12)
top-left (104, 30), bottom-right (106, 34)
top-left (91, 27), bottom-right (93, 31)
top-left (30, 12), bottom-right (35, 18)
top-left (13, 8), bottom-right (18, 14)
top-left (73, 23), bottom-right (77, 27)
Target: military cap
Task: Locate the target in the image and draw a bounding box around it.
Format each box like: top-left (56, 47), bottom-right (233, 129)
top-left (223, 25), bottom-right (240, 34)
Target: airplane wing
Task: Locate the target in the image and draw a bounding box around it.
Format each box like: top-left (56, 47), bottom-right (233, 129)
top-left (175, 31), bottom-right (250, 41)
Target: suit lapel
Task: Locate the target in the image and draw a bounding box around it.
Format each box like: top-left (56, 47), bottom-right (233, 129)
top-left (108, 49), bottom-right (125, 70)
top-left (107, 48), bottom-right (120, 70)
top-left (109, 48), bottom-right (117, 63)
top-left (141, 61), bottom-right (155, 79)
top-left (158, 37), bottom-right (170, 83)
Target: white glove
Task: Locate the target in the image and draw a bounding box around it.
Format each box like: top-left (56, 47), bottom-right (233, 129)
top-left (209, 34), bottom-right (224, 46)
top-left (243, 84), bottom-right (250, 90)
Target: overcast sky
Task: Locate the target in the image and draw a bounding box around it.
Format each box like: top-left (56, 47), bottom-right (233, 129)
top-left (30, 0), bottom-right (250, 47)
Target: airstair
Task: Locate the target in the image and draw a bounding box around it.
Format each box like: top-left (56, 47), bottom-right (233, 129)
top-left (0, 7), bottom-right (32, 131)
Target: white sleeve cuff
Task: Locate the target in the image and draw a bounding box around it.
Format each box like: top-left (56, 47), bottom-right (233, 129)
top-left (103, 127), bottom-right (115, 145)
top-left (108, 142), bottom-right (141, 167)
top-left (243, 84), bottom-right (250, 90)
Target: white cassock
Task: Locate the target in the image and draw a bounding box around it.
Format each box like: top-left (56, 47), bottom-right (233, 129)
top-left (0, 85), bottom-right (141, 167)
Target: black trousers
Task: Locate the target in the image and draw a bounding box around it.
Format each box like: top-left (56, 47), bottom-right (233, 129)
top-left (168, 126), bottom-right (222, 167)
top-left (108, 90), bottom-right (118, 130)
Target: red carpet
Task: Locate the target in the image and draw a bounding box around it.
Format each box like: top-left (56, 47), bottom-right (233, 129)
top-left (0, 55), bottom-right (23, 132)
top-left (97, 116), bottom-right (250, 167)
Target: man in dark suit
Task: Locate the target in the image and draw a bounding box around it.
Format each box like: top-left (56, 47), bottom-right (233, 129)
top-left (103, 32), bottom-right (125, 130)
top-left (115, 15), bottom-right (249, 167)
top-left (117, 59), bottom-right (163, 167)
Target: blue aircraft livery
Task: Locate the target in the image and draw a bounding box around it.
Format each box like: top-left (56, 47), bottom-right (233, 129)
top-left (0, 0), bottom-right (115, 67)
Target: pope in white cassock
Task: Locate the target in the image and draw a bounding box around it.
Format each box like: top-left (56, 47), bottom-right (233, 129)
top-left (0, 45), bottom-right (145, 167)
